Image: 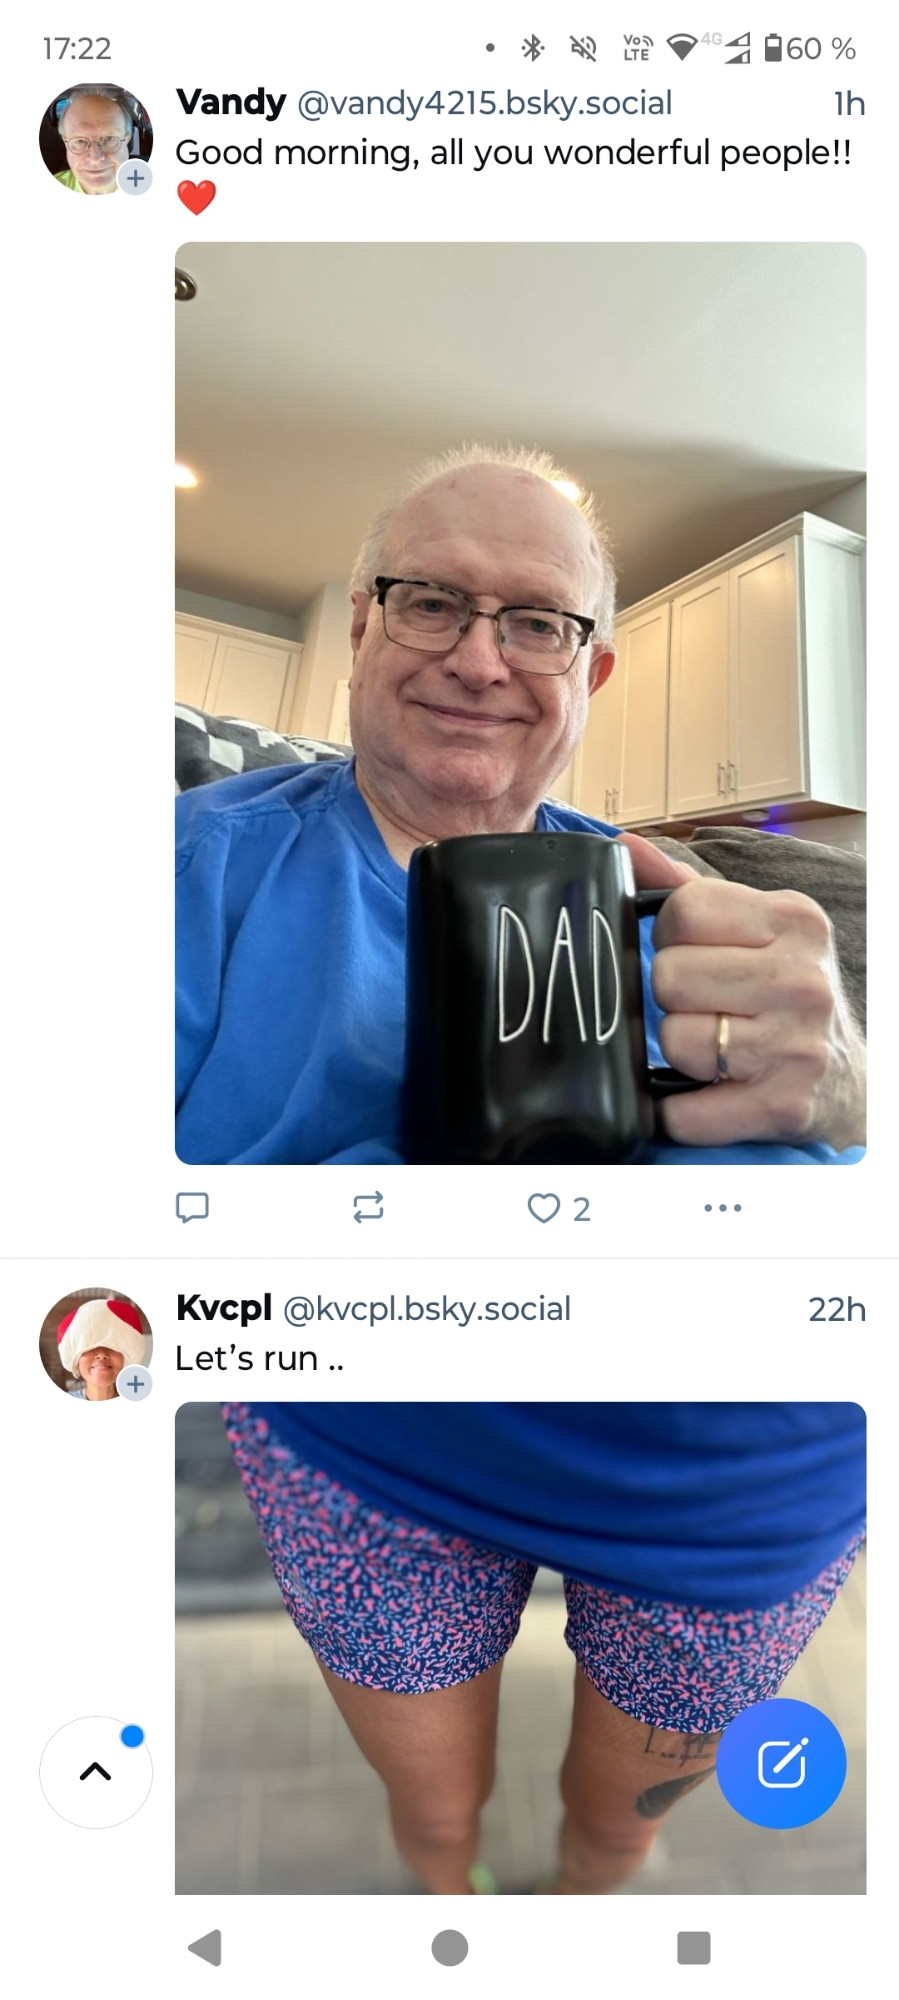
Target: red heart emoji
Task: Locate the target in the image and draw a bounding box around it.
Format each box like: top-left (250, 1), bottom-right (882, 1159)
top-left (178, 180), bottom-right (216, 215)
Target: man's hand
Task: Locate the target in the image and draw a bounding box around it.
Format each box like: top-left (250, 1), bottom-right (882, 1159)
top-left (619, 833), bottom-right (866, 1153)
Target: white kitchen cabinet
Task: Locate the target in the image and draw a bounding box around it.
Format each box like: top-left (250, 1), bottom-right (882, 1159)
top-left (575, 601), bottom-right (670, 825)
top-left (175, 613), bottom-right (303, 733)
top-left (570, 646), bottom-right (625, 820)
top-left (666, 520), bottom-right (864, 818)
top-left (667, 577), bottom-right (729, 817)
top-left (616, 600), bottom-right (671, 824)
top-left (728, 538), bottom-right (804, 805)
top-left (573, 512), bottom-right (864, 828)
top-left (174, 622), bottom-right (219, 712)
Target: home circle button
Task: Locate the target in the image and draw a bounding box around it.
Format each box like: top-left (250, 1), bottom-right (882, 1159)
top-left (431, 1931), bottom-right (469, 1966)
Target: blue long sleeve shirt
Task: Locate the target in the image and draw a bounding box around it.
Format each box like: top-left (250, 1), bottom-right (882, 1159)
top-left (176, 759), bottom-right (861, 1166)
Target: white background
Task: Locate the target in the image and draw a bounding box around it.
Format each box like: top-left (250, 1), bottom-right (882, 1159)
top-left (7, 2), bottom-right (892, 1992)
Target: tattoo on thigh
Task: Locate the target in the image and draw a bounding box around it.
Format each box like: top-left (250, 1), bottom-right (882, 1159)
top-left (636, 1768), bottom-right (715, 1820)
top-left (642, 1727), bottom-right (721, 1767)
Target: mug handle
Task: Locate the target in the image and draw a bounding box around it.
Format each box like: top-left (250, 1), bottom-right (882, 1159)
top-left (635, 888), bottom-right (706, 1102)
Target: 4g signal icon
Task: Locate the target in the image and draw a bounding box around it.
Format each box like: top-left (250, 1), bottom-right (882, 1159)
top-left (665, 31), bottom-right (752, 62)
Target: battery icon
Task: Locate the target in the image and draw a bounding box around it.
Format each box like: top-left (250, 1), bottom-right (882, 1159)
top-left (765, 34), bottom-right (783, 60)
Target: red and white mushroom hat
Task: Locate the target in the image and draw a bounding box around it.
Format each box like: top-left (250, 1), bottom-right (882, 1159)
top-left (57, 1298), bottom-right (146, 1372)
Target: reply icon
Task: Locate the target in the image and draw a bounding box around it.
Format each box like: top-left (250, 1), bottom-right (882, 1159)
top-left (176, 1191), bottom-right (209, 1223)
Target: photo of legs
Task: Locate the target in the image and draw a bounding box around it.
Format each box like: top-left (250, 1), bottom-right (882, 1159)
top-left (175, 1400), bottom-right (865, 1895)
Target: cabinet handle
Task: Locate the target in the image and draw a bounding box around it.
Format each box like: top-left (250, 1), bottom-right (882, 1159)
top-left (603, 788), bottom-right (609, 815)
top-left (717, 761), bottom-right (725, 794)
top-left (727, 761), bottom-right (737, 793)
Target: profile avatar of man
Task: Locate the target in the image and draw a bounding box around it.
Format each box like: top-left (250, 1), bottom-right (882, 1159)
top-left (54, 85), bottom-right (133, 194)
top-left (175, 444), bottom-right (866, 1167)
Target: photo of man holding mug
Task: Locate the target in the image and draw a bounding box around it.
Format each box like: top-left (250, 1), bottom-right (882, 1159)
top-left (175, 446), bottom-right (865, 1167)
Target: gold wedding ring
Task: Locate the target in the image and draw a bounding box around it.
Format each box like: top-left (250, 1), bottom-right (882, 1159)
top-left (716, 1013), bottom-right (731, 1081)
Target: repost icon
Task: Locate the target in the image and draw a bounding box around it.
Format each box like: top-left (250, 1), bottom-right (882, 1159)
top-left (176, 1191), bottom-right (209, 1223)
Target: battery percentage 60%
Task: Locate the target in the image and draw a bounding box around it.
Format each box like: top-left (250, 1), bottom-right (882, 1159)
top-left (766, 35), bottom-right (856, 60)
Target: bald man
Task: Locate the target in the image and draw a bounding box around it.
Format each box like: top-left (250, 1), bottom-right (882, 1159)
top-left (54, 87), bottom-right (133, 193)
top-left (175, 449), bottom-right (865, 1165)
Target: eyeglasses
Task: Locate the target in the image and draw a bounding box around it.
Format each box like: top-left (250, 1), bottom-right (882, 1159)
top-left (373, 577), bottom-right (595, 677)
top-left (65, 134), bottom-right (129, 156)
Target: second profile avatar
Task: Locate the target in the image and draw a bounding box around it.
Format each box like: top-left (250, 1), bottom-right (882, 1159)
top-left (40, 1291), bottom-right (152, 1401)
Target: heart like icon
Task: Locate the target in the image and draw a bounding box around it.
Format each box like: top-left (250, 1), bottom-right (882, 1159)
top-left (527, 1192), bottom-right (561, 1224)
top-left (177, 179), bottom-right (216, 214)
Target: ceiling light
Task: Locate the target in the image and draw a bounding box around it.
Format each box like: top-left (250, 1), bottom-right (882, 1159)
top-left (175, 464), bottom-right (198, 489)
top-left (552, 479), bottom-right (582, 504)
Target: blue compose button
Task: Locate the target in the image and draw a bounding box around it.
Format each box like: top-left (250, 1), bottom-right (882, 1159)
top-left (716, 1697), bottom-right (847, 1829)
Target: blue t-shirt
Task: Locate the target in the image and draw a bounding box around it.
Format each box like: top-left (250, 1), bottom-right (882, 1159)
top-left (253, 1401), bottom-right (866, 1608)
top-left (176, 759), bottom-right (859, 1165)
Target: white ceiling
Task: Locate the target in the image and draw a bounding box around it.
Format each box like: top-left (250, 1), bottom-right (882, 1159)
top-left (174, 241), bottom-right (865, 616)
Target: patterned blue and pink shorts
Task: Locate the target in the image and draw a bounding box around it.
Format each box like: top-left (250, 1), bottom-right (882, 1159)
top-left (223, 1404), bottom-right (861, 1735)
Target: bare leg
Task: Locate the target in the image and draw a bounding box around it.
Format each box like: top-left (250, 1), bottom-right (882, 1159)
top-left (545, 1667), bottom-right (720, 1893)
top-left (318, 1659), bottom-right (504, 1893)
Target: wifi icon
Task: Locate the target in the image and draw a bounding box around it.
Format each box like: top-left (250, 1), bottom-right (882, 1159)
top-left (667, 33), bottom-right (698, 60)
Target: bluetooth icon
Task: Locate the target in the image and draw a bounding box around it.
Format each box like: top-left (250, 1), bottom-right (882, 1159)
top-left (522, 34), bottom-right (544, 61)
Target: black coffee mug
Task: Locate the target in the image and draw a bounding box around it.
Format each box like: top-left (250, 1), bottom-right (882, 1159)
top-left (403, 831), bottom-right (701, 1164)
